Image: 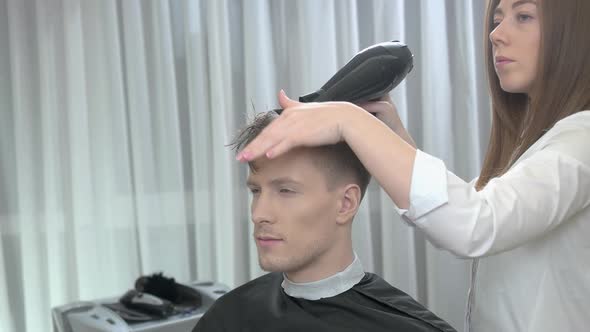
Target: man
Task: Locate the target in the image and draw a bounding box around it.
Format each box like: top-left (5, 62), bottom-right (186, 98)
top-left (193, 111), bottom-right (456, 332)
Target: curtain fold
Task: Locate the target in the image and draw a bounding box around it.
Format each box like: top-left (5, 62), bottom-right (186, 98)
top-left (0, 1), bottom-right (489, 330)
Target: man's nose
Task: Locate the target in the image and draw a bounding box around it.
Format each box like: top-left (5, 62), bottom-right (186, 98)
top-left (251, 194), bottom-right (276, 224)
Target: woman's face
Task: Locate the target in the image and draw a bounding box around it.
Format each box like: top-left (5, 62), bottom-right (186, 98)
top-left (490, 0), bottom-right (541, 95)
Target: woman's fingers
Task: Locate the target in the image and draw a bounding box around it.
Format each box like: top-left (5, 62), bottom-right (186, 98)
top-left (237, 90), bottom-right (354, 162)
top-left (378, 94), bottom-right (394, 104)
top-left (357, 101), bottom-right (393, 115)
top-left (237, 122), bottom-right (283, 161)
top-left (238, 109), bottom-right (305, 161)
top-left (236, 91), bottom-right (291, 161)
top-left (264, 135), bottom-right (293, 159)
top-left (356, 98), bottom-right (400, 132)
top-left (278, 89), bottom-right (301, 108)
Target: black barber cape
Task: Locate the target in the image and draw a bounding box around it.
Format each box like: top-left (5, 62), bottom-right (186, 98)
top-left (193, 272), bottom-right (456, 332)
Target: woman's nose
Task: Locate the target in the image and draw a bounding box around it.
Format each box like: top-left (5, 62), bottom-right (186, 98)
top-left (489, 21), bottom-right (508, 47)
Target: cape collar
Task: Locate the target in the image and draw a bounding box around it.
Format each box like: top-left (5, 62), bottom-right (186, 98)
top-left (281, 252), bottom-right (365, 300)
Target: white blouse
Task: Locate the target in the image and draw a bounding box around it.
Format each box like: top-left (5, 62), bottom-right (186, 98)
top-left (398, 111), bottom-right (590, 332)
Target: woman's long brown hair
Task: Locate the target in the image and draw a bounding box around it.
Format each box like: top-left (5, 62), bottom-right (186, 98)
top-left (476, 0), bottom-right (590, 190)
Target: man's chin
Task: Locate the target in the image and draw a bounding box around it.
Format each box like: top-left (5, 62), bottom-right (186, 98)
top-left (258, 261), bottom-right (281, 272)
top-left (258, 256), bottom-right (290, 272)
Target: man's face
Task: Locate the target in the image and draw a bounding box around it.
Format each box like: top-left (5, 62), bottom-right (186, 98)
top-left (246, 148), bottom-right (341, 274)
top-left (490, 0), bottom-right (541, 94)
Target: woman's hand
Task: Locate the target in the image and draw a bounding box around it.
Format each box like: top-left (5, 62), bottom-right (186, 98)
top-left (357, 94), bottom-right (416, 148)
top-left (357, 94), bottom-right (400, 130)
top-left (236, 90), bottom-right (363, 162)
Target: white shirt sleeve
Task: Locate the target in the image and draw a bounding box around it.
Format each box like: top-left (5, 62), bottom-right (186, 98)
top-left (393, 150), bottom-right (451, 219)
top-left (400, 119), bottom-right (590, 258)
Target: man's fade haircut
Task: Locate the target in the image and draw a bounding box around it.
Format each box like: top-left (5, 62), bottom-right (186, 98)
top-left (229, 111), bottom-right (371, 198)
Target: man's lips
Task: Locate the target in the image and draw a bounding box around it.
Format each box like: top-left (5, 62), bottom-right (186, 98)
top-left (255, 235), bottom-right (283, 247)
top-left (256, 234), bottom-right (282, 240)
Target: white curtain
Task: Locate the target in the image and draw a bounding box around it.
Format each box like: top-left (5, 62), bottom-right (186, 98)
top-left (0, 0), bottom-right (490, 331)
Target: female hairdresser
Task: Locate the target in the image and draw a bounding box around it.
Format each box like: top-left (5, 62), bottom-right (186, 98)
top-left (236, 0), bottom-right (590, 331)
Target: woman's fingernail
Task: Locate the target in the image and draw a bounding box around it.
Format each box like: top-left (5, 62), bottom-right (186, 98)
top-left (237, 151), bottom-right (248, 161)
top-left (281, 89), bottom-right (291, 99)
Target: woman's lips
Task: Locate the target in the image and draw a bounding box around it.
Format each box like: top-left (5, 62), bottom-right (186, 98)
top-left (495, 56), bottom-right (514, 68)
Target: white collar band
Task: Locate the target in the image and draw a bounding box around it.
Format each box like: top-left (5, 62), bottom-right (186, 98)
top-left (281, 253), bottom-right (365, 300)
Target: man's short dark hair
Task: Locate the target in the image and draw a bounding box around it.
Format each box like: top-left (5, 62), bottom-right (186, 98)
top-left (229, 111), bottom-right (371, 198)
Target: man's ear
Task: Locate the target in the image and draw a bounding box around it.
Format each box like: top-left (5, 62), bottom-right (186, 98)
top-left (335, 184), bottom-right (362, 225)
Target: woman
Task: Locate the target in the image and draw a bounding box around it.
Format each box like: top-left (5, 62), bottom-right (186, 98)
top-left (236, 0), bottom-right (590, 331)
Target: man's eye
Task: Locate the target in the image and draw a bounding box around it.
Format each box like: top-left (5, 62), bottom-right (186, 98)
top-left (279, 188), bottom-right (295, 194)
top-left (249, 188), bottom-right (260, 194)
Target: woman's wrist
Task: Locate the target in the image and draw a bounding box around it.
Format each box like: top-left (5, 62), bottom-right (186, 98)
top-left (340, 103), bottom-right (382, 143)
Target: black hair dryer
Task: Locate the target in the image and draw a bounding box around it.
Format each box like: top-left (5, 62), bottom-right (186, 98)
top-left (276, 40), bottom-right (413, 114)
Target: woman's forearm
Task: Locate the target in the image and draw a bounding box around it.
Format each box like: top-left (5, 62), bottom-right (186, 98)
top-left (341, 106), bottom-right (417, 209)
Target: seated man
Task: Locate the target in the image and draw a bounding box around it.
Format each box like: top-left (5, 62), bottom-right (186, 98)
top-left (193, 111), bottom-right (456, 332)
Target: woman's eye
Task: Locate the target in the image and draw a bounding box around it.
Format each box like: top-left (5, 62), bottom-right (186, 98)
top-left (249, 188), bottom-right (260, 194)
top-left (279, 188), bottom-right (295, 194)
top-left (517, 14), bottom-right (533, 22)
